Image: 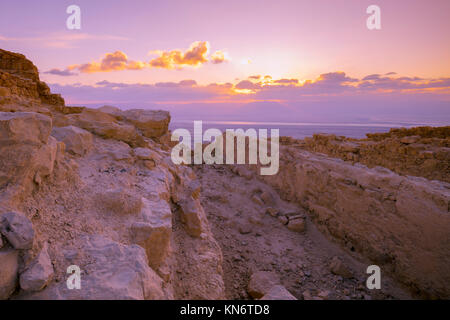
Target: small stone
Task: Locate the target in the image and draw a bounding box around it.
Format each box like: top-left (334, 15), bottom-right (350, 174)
top-left (144, 160), bottom-right (156, 169)
top-left (0, 212), bottom-right (34, 250)
top-left (329, 256), bottom-right (353, 279)
top-left (248, 215), bottom-right (263, 226)
top-left (260, 191), bottom-right (274, 205)
top-left (302, 290), bottom-right (313, 300)
top-left (400, 135), bottom-right (420, 144)
top-left (232, 254), bottom-right (243, 262)
top-left (278, 215), bottom-right (288, 225)
top-left (317, 290), bottom-right (331, 300)
top-left (266, 207), bottom-right (279, 217)
top-left (247, 271), bottom-right (281, 299)
top-left (251, 195), bottom-right (264, 206)
top-left (260, 285), bottom-right (297, 300)
top-left (287, 217), bottom-right (306, 232)
top-left (238, 224), bottom-right (251, 234)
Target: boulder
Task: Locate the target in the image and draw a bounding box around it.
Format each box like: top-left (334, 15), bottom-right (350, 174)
top-left (260, 285), bottom-right (297, 300)
top-left (0, 112), bottom-right (56, 197)
top-left (247, 271), bottom-right (281, 299)
top-left (28, 235), bottom-right (166, 300)
top-left (51, 126), bottom-right (93, 156)
top-left (0, 249), bottom-right (19, 299)
top-left (121, 109), bottom-right (170, 138)
top-left (65, 109), bottom-right (146, 147)
top-left (0, 211), bottom-right (34, 249)
top-left (0, 112), bottom-right (52, 145)
top-left (20, 243), bottom-right (54, 291)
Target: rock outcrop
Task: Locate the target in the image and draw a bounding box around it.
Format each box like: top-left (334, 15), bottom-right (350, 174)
top-left (1, 48), bottom-right (448, 301)
top-left (286, 128), bottom-right (450, 183)
top-left (250, 145), bottom-right (450, 298)
top-left (0, 49), bottom-right (64, 108)
top-left (0, 49), bottom-right (225, 300)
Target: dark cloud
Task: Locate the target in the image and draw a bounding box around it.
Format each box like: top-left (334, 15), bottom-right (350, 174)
top-left (235, 80), bottom-right (261, 90)
top-left (44, 68), bottom-right (77, 76)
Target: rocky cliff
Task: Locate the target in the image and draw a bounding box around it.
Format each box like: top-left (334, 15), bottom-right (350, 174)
top-left (0, 49), bottom-right (224, 300)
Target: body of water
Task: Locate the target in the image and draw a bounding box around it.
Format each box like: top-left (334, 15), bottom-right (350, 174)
top-left (169, 120), bottom-right (425, 140)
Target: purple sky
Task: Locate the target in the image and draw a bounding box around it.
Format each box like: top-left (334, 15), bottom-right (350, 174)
top-left (1, 0), bottom-right (449, 124)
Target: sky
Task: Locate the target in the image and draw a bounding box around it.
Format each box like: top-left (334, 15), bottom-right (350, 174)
top-left (1, 0), bottom-right (449, 124)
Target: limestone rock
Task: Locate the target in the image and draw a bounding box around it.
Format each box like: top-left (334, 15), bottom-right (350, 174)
top-left (66, 109), bottom-right (146, 147)
top-left (0, 249), bottom-right (19, 299)
top-left (247, 271), bottom-right (281, 299)
top-left (131, 198), bottom-right (172, 270)
top-left (0, 111), bottom-right (52, 145)
top-left (0, 49), bottom-right (39, 82)
top-left (256, 147), bottom-right (450, 298)
top-left (51, 126), bottom-right (93, 156)
top-left (29, 235), bottom-right (167, 300)
top-left (178, 196), bottom-right (208, 238)
top-left (121, 109), bottom-right (170, 138)
top-left (20, 243), bottom-right (54, 291)
top-left (0, 112), bottom-right (56, 198)
top-left (260, 285), bottom-right (297, 300)
top-left (0, 211), bottom-right (34, 249)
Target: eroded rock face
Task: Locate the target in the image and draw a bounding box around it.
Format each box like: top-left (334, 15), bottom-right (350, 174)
top-left (0, 49), bottom-right (39, 82)
top-left (0, 49), bottom-right (64, 106)
top-left (296, 129), bottom-right (450, 183)
top-left (0, 49), bottom-right (226, 301)
top-left (0, 249), bottom-right (19, 299)
top-left (254, 148), bottom-right (450, 298)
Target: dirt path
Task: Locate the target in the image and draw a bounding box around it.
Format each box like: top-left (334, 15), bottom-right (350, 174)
top-left (195, 165), bottom-right (411, 300)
